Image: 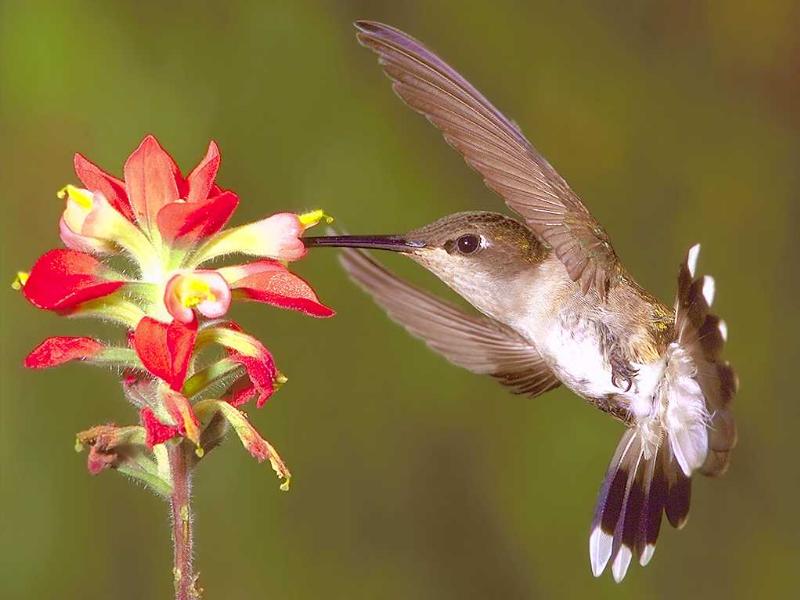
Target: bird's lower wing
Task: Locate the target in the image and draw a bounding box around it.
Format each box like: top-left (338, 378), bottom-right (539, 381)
top-left (339, 247), bottom-right (559, 398)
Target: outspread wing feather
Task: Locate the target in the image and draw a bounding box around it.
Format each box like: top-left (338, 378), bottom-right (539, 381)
top-left (339, 247), bottom-right (559, 398)
top-left (355, 20), bottom-right (619, 295)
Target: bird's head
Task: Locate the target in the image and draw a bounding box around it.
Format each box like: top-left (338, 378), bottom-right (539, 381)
top-left (303, 211), bottom-right (548, 319)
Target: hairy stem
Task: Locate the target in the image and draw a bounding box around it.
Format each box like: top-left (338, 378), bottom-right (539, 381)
top-left (169, 442), bottom-right (197, 600)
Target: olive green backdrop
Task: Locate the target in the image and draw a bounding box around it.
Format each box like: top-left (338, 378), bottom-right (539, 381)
top-left (1, 1), bottom-right (798, 598)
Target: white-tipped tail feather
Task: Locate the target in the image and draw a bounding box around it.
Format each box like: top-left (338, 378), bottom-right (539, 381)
top-left (702, 275), bottom-right (715, 306)
top-left (590, 244), bottom-right (737, 582)
top-left (589, 528), bottom-right (614, 576)
top-left (687, 243), bottom-right (700, 277)
top-left (589, 430), bottom-right (684, 582)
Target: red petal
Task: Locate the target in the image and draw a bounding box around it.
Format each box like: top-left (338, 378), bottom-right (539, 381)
top-left (185, 141), bottom-right (221, 203)
top-left (22, 249), bottom-right (124, 311)
top-left (229, 260), bottom-right (334, 317)
top-left (156, 191), bottom-right (239, 245)
top-left (24, 336), bottom-right (104, 369)
top-left (225, 378), bottom-right (259, 407)
top-left (140, 407), bottom-right (182, 446)
top-left (132, 317), bottom-right (197, 390)
top-left (73, 153), bottom-right (135, 221)
top-left (231, 350), bottom-right (277, 408)
top-left (123, 135), bottom-right (181, 231)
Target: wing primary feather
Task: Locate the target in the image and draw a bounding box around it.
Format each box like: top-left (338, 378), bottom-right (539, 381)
top-left (355, 20), bottom-right (620, 296)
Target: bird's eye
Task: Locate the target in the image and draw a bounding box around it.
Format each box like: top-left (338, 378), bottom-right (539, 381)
top-left (456, 234), bottom-right (482, 255)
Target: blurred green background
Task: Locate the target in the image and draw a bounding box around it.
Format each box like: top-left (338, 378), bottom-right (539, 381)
top-left (1, 1), bottom-right (798, 598)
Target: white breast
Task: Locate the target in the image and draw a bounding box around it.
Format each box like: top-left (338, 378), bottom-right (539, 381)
top-left (524, 315), bottom-right (665, 417)
top-left (540, 318), bottom-right (618, 399)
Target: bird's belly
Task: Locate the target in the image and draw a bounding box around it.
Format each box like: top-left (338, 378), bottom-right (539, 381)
top-left (535, 321), bottom-right (664, 412)
top-left (539, 324), bottom-right (619, 400)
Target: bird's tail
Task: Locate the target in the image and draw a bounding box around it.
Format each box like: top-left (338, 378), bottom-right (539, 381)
top-left (673, 244), bottom-right (738, 477)
top-left (589, 430), bottom-right (690, 582)
top-left (590, 244), bottom-right (737, 582)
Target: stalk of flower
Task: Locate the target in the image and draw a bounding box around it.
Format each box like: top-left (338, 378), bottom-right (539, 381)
top-left (14, 135), bottom-right (333, 600)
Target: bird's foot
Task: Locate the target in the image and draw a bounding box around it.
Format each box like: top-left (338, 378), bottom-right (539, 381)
top-left (611, 358), bottom-right (638, 392)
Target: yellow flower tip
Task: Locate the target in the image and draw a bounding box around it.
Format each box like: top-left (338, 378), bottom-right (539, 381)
top-left (74, 439), bottom-right (84, 453)
top-left (58, 184), bottom-right (93, 209)
top-left (275, 372), bottom-right (288, 386)
top-left (194, 446), bottom-right (205, 458)
top-left (279, 476), bottom-right (291, 492)
top-left (185, 429), bottom-right (201, 448)
top-left (11, 271), bottom-right (29, 290)
top-left (298, 209), bottom-right (333, 229)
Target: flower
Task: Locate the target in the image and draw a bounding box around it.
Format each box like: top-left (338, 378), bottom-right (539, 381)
top-left (164, 270), bottom-right (231, 324)
top-left (16, 135), bottom-right (334, 489)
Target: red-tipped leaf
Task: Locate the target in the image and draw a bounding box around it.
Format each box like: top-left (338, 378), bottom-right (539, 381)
top-left (24, 336), bottom-right (104, 369)
top-left (132, 317), bottom-right (197, 390)
top-left (157, 192), bottom-right (239, 245)
top-left (184, 140), bottom-right (221, 203)
top-left (140, 407), bottom-right (182, 446)
top-left (73, 153), bottom-right (135, 221)
top-left (123, 135), bottom-right (181, 231)
top-left (22, 249), bottom-right (124, 312)
top-left (222, 260), bottom-right (334, 317)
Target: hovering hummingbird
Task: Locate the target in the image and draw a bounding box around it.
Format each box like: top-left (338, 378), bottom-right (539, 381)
top-left (304, 21), bottom-right (737, 582)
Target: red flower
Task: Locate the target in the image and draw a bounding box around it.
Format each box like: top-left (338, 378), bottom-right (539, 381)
top-left (163, 270), bottom-right (232, 324)
top-left (18, 135), bottom-right (333, 495)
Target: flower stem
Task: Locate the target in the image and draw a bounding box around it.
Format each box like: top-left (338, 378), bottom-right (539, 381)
top-left (169, 442), bottom-right (197, 600)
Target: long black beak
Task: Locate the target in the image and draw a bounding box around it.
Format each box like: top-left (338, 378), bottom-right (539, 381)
top-left (302, 235), bottom-right (425, 253)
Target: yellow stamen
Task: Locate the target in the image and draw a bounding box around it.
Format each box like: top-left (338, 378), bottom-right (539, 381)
top-left (11, 271), bottom-right (29, 290)
top-left (179, 277), bottom-right (215, 308)
top-left (57, 184), bottom-right (94, 209)
top-left (298, 209), bottom-right (333, 228)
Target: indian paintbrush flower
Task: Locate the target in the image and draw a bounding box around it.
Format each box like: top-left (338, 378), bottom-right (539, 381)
top-left (14, 135), bottom-right (333, 599)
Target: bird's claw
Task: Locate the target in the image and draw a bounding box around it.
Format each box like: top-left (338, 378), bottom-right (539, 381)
top-left (611, 360), bottom-right (638, 392)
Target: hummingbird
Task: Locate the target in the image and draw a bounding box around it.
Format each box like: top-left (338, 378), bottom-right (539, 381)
top-left (304, 21), bottom-right (738, 582)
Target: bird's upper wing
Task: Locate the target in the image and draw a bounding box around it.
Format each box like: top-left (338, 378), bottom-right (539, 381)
top-left (355, 20), bottom-right (620, 296)
top-left (340, 247), bottom-right (560, 398)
